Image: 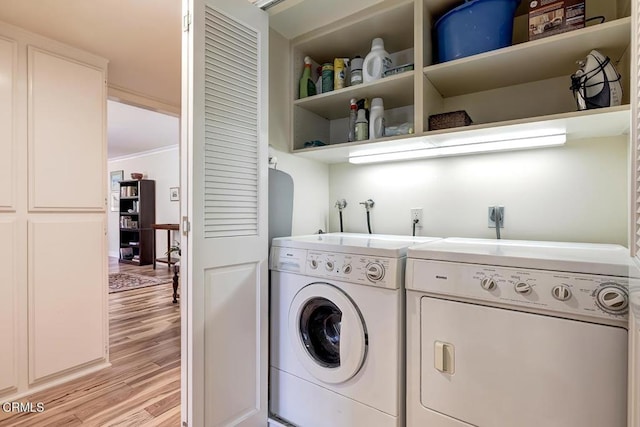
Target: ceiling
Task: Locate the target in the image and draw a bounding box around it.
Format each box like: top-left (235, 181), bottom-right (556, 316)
top-left (107, 100), bottom-right (179, 159)
top-left (0, 0), bottom-right (182, 109)
top-left (0, 0), bottom-right (380, 157)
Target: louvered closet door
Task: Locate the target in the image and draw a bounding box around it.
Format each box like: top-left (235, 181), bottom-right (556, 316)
top-left (182, 0), bottom-right (268, 426)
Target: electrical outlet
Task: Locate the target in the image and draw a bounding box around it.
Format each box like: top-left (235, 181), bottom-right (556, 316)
top-left (488, 206), bottom-right (504, 228)
top-left (411, 208), bottom-right (423, 227)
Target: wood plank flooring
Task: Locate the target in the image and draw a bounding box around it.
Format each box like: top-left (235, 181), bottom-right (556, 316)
top-left (0, 258), bottom-right (181, 426)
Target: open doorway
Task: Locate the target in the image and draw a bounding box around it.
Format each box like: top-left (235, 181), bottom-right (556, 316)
top-left (105, 99), bottom-right (182, 424)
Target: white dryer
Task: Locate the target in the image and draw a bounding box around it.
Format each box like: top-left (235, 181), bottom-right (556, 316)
top-left (269, 233), bottom-right (440, 427)
top-left (405, 237), bottom-right (637, 427)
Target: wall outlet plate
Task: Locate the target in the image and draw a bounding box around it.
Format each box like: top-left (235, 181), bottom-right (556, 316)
top-left (488, 206), bottom-right (504, 228)
top-left (411, 208), bottom-right (423, 227)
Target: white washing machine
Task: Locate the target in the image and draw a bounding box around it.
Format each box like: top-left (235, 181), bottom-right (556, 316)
top-left (269, 233), bottom-right (441, 427)
top-left (405, 237), bottom-right (636, 427)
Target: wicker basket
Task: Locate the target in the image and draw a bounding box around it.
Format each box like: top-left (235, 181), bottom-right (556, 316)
top-left (428, 110), bottom-right (473, 130)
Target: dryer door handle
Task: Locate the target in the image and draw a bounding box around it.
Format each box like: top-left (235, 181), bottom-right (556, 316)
top-left (434, 341), bottom-right (455, 374)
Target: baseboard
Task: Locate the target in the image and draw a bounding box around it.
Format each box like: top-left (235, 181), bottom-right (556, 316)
top-left (4, 361), bottom-right (111, 402)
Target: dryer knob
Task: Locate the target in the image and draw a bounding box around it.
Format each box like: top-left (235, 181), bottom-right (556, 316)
top-left (480, 278), bottom-right (496, 291)
top-left (552, 285), bottom-right (572, 301)
top-left (365, 262), bottom-right (385, 282)
top-left (310, 259), bottom-right (318, 269)
top-left (325, 261), bottom-right (334, 271)
top-left (596, 286), bottom-right (628, 313)
top-left (343, 264), bottom-right (352, 274)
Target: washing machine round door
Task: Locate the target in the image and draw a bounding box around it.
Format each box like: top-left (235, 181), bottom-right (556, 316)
top-left (289, 283), bottom-right (367, 384)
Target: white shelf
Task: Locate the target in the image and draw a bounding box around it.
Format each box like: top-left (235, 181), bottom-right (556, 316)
top-left (290, 0), bottom-right (415, 65)
top-left (293, 71), bottom-right (414, 120)
top-left (293, 133), bottom-right (422, 163)
top-left (292, 106), bottom-right (630, 164)
top-left (424, 18), bottom-right (631, 97)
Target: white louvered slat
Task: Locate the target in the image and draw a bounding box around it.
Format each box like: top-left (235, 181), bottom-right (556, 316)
top-left (203, 7), bottom-right (259, 239)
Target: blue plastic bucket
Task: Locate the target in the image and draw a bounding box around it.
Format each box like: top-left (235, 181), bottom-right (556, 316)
top-left (435, 0), bottom-right (520, 63)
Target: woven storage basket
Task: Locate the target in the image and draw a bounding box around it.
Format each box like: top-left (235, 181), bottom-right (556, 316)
top-left (428, 110), bottom-right (473, 130)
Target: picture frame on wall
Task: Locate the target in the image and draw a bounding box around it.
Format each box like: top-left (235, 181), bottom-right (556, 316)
top-left (170, 187), bottom-right (180, 201)
top-left (110, 192), bottom-right (119, 212)
top-left (110, 170), bottom-right (124, 191)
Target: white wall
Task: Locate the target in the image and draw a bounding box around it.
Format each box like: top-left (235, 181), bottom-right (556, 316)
top-left (329, 136), bottom-right (629, 246)
top-left (107, 146), bottom-right (180, 258)
top-left (270, 147), bottom-right (329, 236)
top-left (269, 28), bottom-right (290, 153)
top-left (269, 29), bottom-right (330, 236)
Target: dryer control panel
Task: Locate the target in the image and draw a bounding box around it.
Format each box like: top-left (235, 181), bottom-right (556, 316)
top-left (270, 246), bottom-right (404, 289)
top-left (408, 259), bottom-right (633, 326)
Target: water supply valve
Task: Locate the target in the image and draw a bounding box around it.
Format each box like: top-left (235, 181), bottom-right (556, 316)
top-left (359, 199), bottom-right (375, 211)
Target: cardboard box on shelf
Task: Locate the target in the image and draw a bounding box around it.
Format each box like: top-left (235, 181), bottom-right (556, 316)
top-left (528, 0), bottom-right (585, 41)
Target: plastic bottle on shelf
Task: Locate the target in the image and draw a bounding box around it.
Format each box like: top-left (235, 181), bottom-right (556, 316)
top-left (334, 58), bottom-right (347, 90)
top-left (348, 98), bottom-right (358, 142)
top-left (350, 56), bottom-right (363, 86)
top-left (369, 97), bottom-right (385, 140)
top-left (362, 38), bottom-right (392, 83)
top-left (355, 109), bottom-right (369, 141)
top-left (322, 62), bottom-right (334, 93)
top-left (299, 56), bottom-right (316, 99)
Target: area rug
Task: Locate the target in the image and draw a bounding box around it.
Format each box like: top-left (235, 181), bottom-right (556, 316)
top-left (109, 272), bottom-right (172, 293)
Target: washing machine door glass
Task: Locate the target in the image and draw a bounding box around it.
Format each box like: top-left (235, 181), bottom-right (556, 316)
top-left (299, 297), bottom-right (341, 368)
top-left (289, 283), bottom-right (367, 384)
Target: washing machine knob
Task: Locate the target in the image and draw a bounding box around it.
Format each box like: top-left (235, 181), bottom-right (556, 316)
top-left (514, 282), bottom-right (532, 295)
top-left (309, 259), bottom-right (318, 269)
top-left (365, 262), bottom-right (385, 282)
top-left (342, 264), bottom-right (352, 274)
top-left (552, 285), bottom-right (572, 301)
top-left (480, 278), bottom-right (496, 291)
top-left (596, 285), bottom-right (628, 313)
top-left (325, 261), bottom-right (334, 271)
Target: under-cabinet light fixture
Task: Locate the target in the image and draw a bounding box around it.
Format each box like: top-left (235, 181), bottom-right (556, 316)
top-left (348, 134), bottom-right (567, 164)
top-left (251, 0), bottom-right (287, 10)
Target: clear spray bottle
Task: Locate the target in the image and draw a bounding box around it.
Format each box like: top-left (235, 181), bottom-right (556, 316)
top-left (348, 98), bottom-right (357, 142)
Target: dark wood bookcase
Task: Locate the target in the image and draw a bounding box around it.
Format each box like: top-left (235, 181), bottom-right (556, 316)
top-left (118, 179), bottom-right (155, 266)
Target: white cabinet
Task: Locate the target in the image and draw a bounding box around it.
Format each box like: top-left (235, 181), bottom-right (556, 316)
top-left (0, 220), bottom-right (17, 395)
top-left (28, 47), bottom-right (106, 211)
top-left (29, 217), bottom-right (106, 382)
top-left (0, 22), bottom-right (108, 399)
top-left (0, 35), bottom-right (16, 210)
top-left (289, 0), bottom-right (632, 163)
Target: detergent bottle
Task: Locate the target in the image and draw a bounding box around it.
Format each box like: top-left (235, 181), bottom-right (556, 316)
top-left (362, 38), bottom-right (392, 83)
top-left (369, 98), bottom-right (384, 139)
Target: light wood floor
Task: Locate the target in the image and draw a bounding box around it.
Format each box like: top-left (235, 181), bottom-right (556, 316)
top-left (0, 258), bottom-right (181, 426)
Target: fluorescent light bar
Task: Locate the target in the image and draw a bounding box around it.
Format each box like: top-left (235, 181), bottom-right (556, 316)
top-left (348, 134), bottom-right (566, 164)
top-left (348, 136), bottom-right (431, 157)
top-left (252, 0), bottom-right (286, 9)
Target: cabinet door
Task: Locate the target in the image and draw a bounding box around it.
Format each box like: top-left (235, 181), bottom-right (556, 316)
top-left (182, 0), bottom-right (269, 425)
top-left (0, 219), bottom-right (17, 394)
top-left (0, 36), bottom-right (16, 211)
top-left (28, 47), bottom-right (106, 211)
top-left (28, 216), bottom-right (106, 382)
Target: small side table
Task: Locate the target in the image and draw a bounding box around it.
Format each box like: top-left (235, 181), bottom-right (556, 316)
top-left (152, 223), bottom-right (179, 270)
